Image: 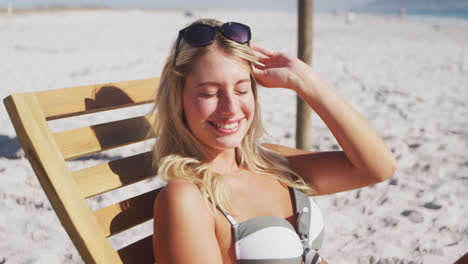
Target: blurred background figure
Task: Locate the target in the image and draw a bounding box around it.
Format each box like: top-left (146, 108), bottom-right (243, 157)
top-left (399, 7), bottom-right (406, 21)
top-left (346, 11), bottom-right (356, 24)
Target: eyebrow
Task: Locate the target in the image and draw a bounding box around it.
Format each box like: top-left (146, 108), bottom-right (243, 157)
top-left (195, 78), bottom-right (251, 89)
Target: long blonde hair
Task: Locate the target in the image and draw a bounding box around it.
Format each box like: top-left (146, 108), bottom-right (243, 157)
top-left (151, 18), bottom-right (314, 215)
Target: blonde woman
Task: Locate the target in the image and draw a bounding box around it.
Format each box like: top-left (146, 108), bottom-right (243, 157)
top-left (152, 18), bottom-right (397, 264)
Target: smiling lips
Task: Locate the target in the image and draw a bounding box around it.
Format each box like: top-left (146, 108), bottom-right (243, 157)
top-left (209, 119), bottom-right (243, 134)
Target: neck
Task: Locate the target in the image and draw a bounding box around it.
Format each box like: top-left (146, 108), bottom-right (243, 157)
top-left (205, 148), bottom-right (241, 174)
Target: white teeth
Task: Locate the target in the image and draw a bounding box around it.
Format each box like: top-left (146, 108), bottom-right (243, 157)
top-left (212, 121), bottom-right (239, 129)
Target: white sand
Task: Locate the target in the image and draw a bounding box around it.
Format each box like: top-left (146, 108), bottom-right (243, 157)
top-left (1, 9), bottom-right (467, 264)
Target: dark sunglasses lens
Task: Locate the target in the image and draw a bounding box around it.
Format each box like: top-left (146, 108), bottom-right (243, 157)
top-left (183, 25), bottom-right (214, 46)
top-left (221, 23), bottom-right (250, 43)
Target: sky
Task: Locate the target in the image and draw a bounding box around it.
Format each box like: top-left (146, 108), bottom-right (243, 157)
top-left (2, 0), bottom-right (375, 11)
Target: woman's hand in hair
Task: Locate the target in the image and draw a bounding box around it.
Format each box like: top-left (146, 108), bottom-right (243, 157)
top-left (254, 43), bottom-right (397, 196)
top-left (251, 43), bottom-right (312, 93)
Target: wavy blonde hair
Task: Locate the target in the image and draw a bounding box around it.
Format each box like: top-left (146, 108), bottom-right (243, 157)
top-left (151, 18), bottom-right (314, 215)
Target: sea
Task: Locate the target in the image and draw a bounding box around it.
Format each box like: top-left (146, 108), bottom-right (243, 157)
top-left (363, 9), bottom-right (468, 21)
top-left (1, 0), bottom-right (468, 22)
top-left (408, 9), bottom-right (468, 20)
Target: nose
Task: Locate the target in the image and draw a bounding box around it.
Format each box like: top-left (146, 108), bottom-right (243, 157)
top-left (217, 91), bottom-right (239, 116)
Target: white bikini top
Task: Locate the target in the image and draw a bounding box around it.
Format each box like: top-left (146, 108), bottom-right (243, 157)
top-left (208, 187), bottom-right (325, 264)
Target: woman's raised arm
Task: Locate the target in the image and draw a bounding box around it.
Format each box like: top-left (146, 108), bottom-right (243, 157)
top-left (153, 180), bottom-right (223, 263)
top-left (253, 43), bottom-right (397, 195)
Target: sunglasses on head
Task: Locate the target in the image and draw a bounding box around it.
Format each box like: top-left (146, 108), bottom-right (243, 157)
top-left (173, 22), bottom-right (252, 67)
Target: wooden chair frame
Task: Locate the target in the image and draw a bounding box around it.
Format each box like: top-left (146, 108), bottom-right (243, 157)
top-left (4, 78), bottom-right (162, 263)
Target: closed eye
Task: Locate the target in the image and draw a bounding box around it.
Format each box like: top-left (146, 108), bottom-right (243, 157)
top-left (199, 92), bottom-right (217, 98)
top-left (236, 79), bottom-right (251, 95)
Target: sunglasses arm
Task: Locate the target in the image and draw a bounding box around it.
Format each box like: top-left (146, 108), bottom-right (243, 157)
top-left (172, 33), bottom-right (183, 68)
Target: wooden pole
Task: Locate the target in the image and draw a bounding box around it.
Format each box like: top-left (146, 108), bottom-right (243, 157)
top-left (296, 0), bottom-right (313, 150)
top-left (7, 0), bottom-right (13, 20)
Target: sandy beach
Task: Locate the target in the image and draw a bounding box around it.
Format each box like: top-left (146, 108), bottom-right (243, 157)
top-left (1, 8), bottom-right (467, 264)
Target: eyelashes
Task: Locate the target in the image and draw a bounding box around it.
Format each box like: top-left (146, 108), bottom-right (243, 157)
top-left (198, 86), bottom-right (251, 98)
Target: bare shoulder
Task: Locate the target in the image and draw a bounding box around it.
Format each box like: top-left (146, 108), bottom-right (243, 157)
top-left (153, 179), bottom-right (221, 263)
top-left (154, 179), bottom-right (214, 225)
top-left (156, 180), bottom-right (207, 208)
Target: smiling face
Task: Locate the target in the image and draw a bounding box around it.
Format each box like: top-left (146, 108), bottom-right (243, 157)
top-left (183, 47), bottom-right (255, 156)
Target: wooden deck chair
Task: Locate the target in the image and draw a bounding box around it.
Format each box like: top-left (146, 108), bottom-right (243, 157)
top-left (3, 78), bottom-right (162, 264)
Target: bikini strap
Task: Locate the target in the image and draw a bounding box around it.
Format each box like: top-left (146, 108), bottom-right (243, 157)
top-left (293, 188), bottom-right (325, 264)
top-left (205, 194), bottom-right (241, 262)
top-left (292, 188), bottom-right (312, 246)
top-left (205, 195), bottom-right (238, 226)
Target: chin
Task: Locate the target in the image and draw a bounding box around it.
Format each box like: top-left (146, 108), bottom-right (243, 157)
top-left (214, 141), bottom-right (242, 151)
top-left (209, 137), bottom-right (245, 152)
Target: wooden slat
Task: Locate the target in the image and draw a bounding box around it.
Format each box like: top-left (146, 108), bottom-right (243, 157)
top-left (73, 152), bottom-right (157, 198)
top-left (94, 188), bottom-right (162, 237)
top-left (4, 94), bottom-right (122, 264)
top-left (117, 235), bottom-right (154, 264)
top-left (34, 78), bottom-right (159, 120)
top-left (54, 114), bottom-right (156, 160)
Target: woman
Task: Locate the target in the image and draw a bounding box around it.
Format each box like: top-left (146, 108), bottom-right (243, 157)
top-left (152, 18), bottom-right (397, 264)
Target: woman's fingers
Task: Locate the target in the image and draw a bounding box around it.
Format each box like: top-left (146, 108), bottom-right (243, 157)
top-left (251, 43), bottom-right (292, 69)
top-left (252, 66), bottom-right (262, 77)
top-left (251, 43), bottom-right (277, 57)
top-left (252, 50), bottom-right (269, 64)
top-left (251, 43), bottom-right (274, 65)
top-left (256, 56), bottom-right (271, 66)
top-left (251, 67), bottom-right (267, 86)
top-left (253, 63), bottom-right (266, 71)
top-left (252, 64), bottom-right (272, 84)
top-left (252, 64), bottom-right (269, 80)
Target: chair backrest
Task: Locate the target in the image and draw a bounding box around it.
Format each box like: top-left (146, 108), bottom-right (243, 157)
top-left (4, 78), bottom-right (162, 264)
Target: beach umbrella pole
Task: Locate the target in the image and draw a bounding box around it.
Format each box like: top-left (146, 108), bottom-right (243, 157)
top-left (296, 0), bottom-right (313, 150)
top-left (7, 0), bottom-right (13, 19)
